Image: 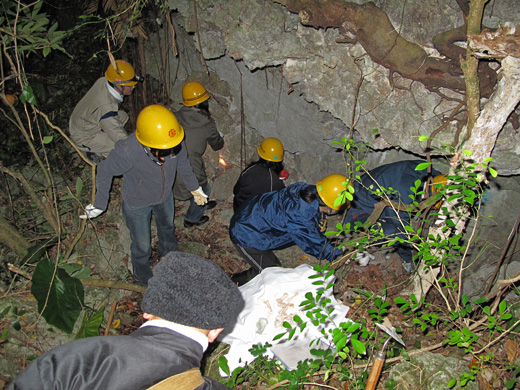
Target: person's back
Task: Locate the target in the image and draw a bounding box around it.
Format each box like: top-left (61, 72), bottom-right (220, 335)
top-left (232, 137), bottom-right (287, 212)
top-left (346, 160), bottom-right (440, 225)
top-left (9, 327), bottom-right (207, 390)
top-left (9, 251), bottom-right (244, 390)
top-left (344, 160), bottom-right (441, 271)
top-left (173, 81), bottom-right (224, 227)
top-left (230, 181), bottom-right (341, 261)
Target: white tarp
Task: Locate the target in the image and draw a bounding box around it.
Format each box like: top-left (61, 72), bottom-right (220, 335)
top-left (219, 264), bottom-right (350, 372)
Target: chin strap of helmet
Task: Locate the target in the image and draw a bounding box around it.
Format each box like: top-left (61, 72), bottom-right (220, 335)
top-left (142, 146), bottom-right (164, 166)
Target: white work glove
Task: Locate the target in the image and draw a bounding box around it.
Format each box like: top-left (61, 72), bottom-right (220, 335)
top-left (190, 187), bottom-right (208, 206)
top-left (356, 251), bottom-right (375, 267)
top-left (79, 204), bottom-right (104, 219)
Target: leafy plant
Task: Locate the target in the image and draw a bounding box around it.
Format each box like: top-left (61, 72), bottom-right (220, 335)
top-left (30, 256), bottom-right (84, 334)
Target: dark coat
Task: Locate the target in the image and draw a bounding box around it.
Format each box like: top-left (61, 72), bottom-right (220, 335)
top-left (8, 325), bottom-right (229, 390)
top-left (344, 160), bottom-right (440, 264)
top-left (233, 163), bottom-right (285, 212)
top-left (173, 106), bottom-right (224, 201)
top-left (230, 182), bottom-right (342, 261)
top-left (93, 134), bottom-right (199, 210)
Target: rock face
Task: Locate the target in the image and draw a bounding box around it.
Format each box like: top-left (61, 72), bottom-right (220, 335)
top-left (147, 0), bottom-right (520, 297)
top-left (165, 0), bottom-right (520, 174)
top-left (388, 351), bottom-right (479, 390)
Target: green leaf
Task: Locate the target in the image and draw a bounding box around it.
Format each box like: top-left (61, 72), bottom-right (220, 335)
top-left (218, 356), bottom-right (230, 376)
top-left (21, 236), bottom-right (60, 264)
top-left (401, 350), bottom-right (410, 361)
top-left (448, 379), bottom-right (457, 388)
top-left (461, 150), bottom-right (472, 156)
top-left (74, 306), bottom-right (104, 339)
top-left (76, 177), bottom-right (84, 198)
top-left (31, 257), bottom-right (84, 334)
top-left (19, 85), bottom-right (37, 105)
top-left (489, 167), bottom-right (497, 178)
top-left (499, 301), bottom-right (507, 315)
top-left (11, 319), bottom-right (21, 331)
top-left (273, 332), bottom-right (285, 341)
top-left (42, 135), bottom-right (53, 144)
top-left (415, 162), bottom-right (432, 171)
top-left (418, 136), bottom-right (430, 141)
top-left (336, 335), bottom-right (348, 351)
top-left (84, 307), bottom-right (104, 338)
top-left (351, 338), bottom-right (366, 355)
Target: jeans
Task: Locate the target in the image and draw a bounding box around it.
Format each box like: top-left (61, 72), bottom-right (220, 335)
top-left (184, 182), bottom-right (211, 223)
top-left (122, 196), bottom-right (177, 286)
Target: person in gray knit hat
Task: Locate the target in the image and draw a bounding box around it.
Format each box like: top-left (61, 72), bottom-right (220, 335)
top-left (8, 252), bottom-right (244, 390)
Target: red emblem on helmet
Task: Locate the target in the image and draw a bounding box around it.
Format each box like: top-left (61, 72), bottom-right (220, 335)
top-left (168, 129), bottom-right (176, 138)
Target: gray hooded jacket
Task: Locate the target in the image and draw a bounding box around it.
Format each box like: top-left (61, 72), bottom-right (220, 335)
top-left (173, 106), bottom-right (224, 201)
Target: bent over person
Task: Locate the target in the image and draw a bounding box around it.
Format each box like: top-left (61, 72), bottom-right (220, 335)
top-left (344, 160), bottom-right (442, 272)
top-left (80, 105), bottom-right (208, 286)
top-left (69, 60), bottom-right (142, 162)
top-left (8, 251), bottom-right (244, 390)
top-left (229, 174), bottom-right (349, 285)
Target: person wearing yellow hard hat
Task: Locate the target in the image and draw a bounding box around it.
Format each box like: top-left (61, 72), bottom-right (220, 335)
top-left (80, 105), bottom-right (208, 286)
top-left (69, 60), bottom-right (143, 162)
top-left (232, 137), bottom-right (289, 212)
top-left (344, 160), bottom-right (443, 273)
top-left (173, 81), bottom-right (224, 227)
top-left (229, 174), bottom-right (351, 285)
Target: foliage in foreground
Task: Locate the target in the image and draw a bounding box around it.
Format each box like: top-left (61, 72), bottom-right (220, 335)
top-left (216, 141), bottom-right (520, 389)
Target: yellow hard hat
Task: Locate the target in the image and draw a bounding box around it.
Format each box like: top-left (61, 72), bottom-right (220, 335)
top-left (105, 60), bottom-right (138, 86)
top-left (425, 174), bottom-right (448, 208)
top-left (257, 137), bottom-right (284, 162)
top-left (136, 105), bottom-right (184, 149)
top-left (316, 174), bottom-right (350, 210)
top-left (182, 81), bottom-right (210, 106)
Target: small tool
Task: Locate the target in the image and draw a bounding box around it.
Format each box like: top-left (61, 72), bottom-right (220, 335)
top-left (364, 323), bottom-right (406, 390)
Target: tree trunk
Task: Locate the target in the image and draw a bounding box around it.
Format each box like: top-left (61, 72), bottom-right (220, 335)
top-left (273, 0), bottom-right (495, 94)
top-left (0, 214), bottom-right (30, 258)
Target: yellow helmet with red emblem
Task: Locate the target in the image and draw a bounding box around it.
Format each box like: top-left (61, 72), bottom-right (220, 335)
top-left (136, 105), bottom-right (184, 149)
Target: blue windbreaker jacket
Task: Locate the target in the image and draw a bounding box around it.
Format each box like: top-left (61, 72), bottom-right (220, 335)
top-left (344, 160), bottom-right (440, 263)
top-left (230, 182), bottom-right (342, 261)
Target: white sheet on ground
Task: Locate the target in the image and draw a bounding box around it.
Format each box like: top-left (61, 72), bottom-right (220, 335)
top-left (219, 264), bottom-right (350, 372)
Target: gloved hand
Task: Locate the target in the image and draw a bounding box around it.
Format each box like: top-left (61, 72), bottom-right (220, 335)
top-left (356, 251), bottom-right (374, 266)
top-left (318, 212), bottom-right (328, 232)
top-left (279, 169), bottom-right (289, 181)
top-left (190, 187), bottom-right (208, 206)
top-left (80, 204), bottom-right (104, 219)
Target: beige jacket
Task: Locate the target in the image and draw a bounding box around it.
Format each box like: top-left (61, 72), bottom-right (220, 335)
top-left (69, 77), bottom-right (128, 156)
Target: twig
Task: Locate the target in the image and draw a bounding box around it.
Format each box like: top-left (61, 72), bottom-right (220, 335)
top-left (104, 300), bottom-right (118, 336)
top-left (484, 211), bottom-right (520, 295)
top-left (193, 0), bottom-right (208, 74)
top-left (8, 263), bottom-right (31, 280)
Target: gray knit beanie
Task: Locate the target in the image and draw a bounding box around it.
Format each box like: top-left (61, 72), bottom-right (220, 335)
top-left (141, 251), bottom-right (244, 329)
